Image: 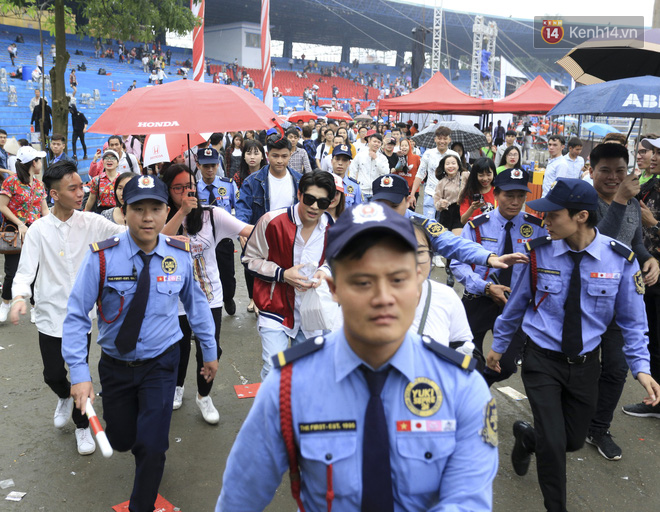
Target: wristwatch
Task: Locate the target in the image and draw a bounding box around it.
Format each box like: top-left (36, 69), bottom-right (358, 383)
top-left (650, 222), bottom-right (660, 233)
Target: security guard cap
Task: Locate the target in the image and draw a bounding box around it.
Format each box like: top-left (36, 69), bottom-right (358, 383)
top-left (122, 175), bottom-right (169, 205)
top-left (326, 202), bottom-right (417, 262)
top-left (493, 168), bottom-right (531, 192)
top-left (527, 178), bottom-right (597, 212)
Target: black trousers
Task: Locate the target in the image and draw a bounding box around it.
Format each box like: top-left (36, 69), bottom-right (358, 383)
top-left (589, 318), bottom-right (628, 435)
top-left (176, 307), bottom-right (222, 396)
top-left (644, 292), bottom-right (660, 380)
top-left (244, 266), bottom-right (254, 300)
top-left (522, 343), bottom-right (600, 512)
top-left (215, 238), bottom-right (236, 304)
top-left (462, 294), bottom-right (526, 386)
top-left (99, 344), bottom-right (179, 512)
top-left (2, 252), bottom-right (19, 301)
top-left (38, 331), bottom-right (91, 428)
top-left (71, 130), bottom-right (86, 156)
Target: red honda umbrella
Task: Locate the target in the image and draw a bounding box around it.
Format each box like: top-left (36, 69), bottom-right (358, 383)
top-left (288, 110), bottom-right (318, 123)
top-left (88, 80), bottom-right (279, 135)
top-left (326, 110), bottom-right (352, 121)
top-left (142, 132), bottom-right (207, 166)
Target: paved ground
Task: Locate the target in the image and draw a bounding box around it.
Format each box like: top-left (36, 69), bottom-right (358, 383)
top-left (1, 251), bottom-right (660, 512)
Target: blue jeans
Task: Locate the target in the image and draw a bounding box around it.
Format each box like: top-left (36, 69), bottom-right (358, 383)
top-left (423, 194), bottom-right (436, 220)
top-left (259, 326), bottom-right (307, 381)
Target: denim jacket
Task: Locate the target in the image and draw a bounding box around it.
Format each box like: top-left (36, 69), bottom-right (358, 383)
top-left (235, 165), bottom-right (302, 224)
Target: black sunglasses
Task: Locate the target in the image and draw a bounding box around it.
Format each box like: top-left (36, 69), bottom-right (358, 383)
top-left (302, 193), bottom-right (331, 210)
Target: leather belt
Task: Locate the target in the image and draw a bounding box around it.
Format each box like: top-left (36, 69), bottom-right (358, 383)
top-left (527, 339), bottom-right (599, 365)
top-left (101, 343), bottom-right (177, 368)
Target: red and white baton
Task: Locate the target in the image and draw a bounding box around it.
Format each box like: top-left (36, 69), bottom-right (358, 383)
top-left (86, 398), bottom-right (113, 458)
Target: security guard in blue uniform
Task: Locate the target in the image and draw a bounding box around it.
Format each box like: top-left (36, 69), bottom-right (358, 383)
top-left (62, 175), bottom-right (218, 512)
top-left (486, 178), bottom-right (660, 512)
top-left (216, 202), bottom-right (498, 511)
top-left (371, 173), bottom-right (530, 272)
top-left (197, 146), bottom-right (240, 314)
top-left (330, 143), bottom-right (363, 208)
top-left (452, 168), bottom-right (547, 385)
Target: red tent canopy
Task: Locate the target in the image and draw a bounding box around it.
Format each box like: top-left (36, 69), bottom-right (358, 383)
top-left (379, 73), bottom-right (494, 114)
top-left (491, 76), bottom-right (565, 114)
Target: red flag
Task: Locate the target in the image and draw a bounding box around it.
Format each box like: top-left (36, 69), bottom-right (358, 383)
top-left (191, 0), bottom-right (205, 82)
top-left (261, 0), bottom-right (272, 109)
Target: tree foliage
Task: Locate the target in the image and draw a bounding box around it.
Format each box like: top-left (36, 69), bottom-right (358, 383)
top-left (0, 0), bottom-right (197, 143)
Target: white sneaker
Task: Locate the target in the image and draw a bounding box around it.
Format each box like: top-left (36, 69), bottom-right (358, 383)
top-left (0, 302), bottom-right (10, 322)
top-left (173, 386), bottom-right (184, 410)
top-left (432, 255), bottom-right (445, 268)
top-left (54, 397), bottom-right (73, 428)
top-left (30, 307), bottom-right (36, 324)
top-left (196, 395), bottom-right (219, 424)
top-left (75, 427), bottom-right (96, 455)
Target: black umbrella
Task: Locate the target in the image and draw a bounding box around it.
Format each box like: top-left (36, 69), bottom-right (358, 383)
top-left (557, 28), bottom-right (660, 85)
top-left (412, 121), bottom-right (487, 152)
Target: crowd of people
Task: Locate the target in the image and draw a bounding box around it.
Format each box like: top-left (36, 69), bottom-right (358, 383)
top-left (1, 111), bottom-right (660, 512)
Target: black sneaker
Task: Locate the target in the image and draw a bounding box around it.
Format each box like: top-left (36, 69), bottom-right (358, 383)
top-left (622, 402), bottom-right (660, 418)
top-left (224, 298), bottom-right (236, 316)
top-left (586, 431), bottom-right (622, 461)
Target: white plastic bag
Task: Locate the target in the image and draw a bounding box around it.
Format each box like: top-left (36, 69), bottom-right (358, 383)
top-left (300, 279), bottom-right (338, 332)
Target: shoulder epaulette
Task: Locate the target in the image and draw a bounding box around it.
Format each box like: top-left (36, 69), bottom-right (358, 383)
top-left (468, 214), bottom-right (490, 229)
top-left (525, 235), bottom-right (552, 252)
top-left (219, 176), bottom-right (233, 183)
top-left (345, 175), bottom-right (359, 185)
top-left (608, 239), bottom-right (635, 263)
top-left (523, 213), bottom-right (544, 227)
top-left (272, 336), bottom-right (325, 369)
top-left (165, 237), bottom-right (190, 252)
top-left (422, 335), bottom-right (476, 371)
top-left (89, 236), bottom-right (120, 253)
top-left (410, 215), bottom-right (447, 238)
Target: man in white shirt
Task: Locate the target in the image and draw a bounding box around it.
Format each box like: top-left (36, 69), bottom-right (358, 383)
top-left (541, 135), bottom-right (571, 196)
top-left (410, 126), bottom-right (460, 219)
top-left (353, 126), bottom-right (369, 152)
top-left (107, 135), bottom-right (141, 173)
top-left (564, 137), bottom-right (585, 178)
top-left (242, 171), bottom-right (336, 380)
top-left (29, 88), bottom-right (41, 113)
top-left (321, 133), bottom-right (344, 173)
top-left (9, 160), bottom-right (125, 456)
top-left (494, 129), bottom-right (523, 167)
top-left (349, 131), bottom-right (390, 199)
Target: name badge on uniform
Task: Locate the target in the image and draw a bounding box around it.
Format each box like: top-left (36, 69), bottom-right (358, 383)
top-left (517, 238), bottom-right (530, 244)
top-left (157, 275), bottom-right (182, 282)
top-left (107, 275), bottom-right (137, 282)
top-left (299, 420), bottom-right (357, 434)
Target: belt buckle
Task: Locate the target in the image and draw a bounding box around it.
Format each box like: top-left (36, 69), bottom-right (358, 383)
top-left (567, 355), bottom-right (587, 364)
top-left (128, 360), bottom-right (143, 368)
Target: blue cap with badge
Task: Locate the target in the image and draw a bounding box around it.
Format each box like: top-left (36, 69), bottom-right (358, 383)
top-left (332, 144), bottom-right (353, 159)
top-left (326, 202), bottom-right (418, 262)
top-left (122, 175), bottom-right (169, 205)
top-left (527, 178), bottom-right (598, 212)
top-left (493, 168), bottom-right (531, 192)
top-left (371, 174), bottom-right (409, 204)
top-left (197, 146), bottom-right (219, 165)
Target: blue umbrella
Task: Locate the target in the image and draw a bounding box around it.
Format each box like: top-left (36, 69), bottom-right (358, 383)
top-left (548, 75), bottom-right (660, 119)
top-left (581, 122), bottom-right (620, 137)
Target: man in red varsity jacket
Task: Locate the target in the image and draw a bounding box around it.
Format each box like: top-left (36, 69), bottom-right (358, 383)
top-left (242, 170), bottom-right (336, 380)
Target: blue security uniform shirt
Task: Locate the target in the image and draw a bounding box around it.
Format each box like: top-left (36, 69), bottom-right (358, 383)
top-left (451, 209), bottom-right (547, 295)
top-left (217, 330), bottom-right (497, 511)
top-left (62, 232), bottom-right (217, 385)
top-left (407, 211), bottom-right (495, 267)
top-left (343, 175), bottom-right (363, 209)
top-left (198, 176), bottom-right (238, 214)
top-left (492, 230), bottom-right (651, 377)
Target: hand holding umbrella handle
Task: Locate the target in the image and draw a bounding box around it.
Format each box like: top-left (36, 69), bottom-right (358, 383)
top-left (86, 398), bottom-right (113, 458)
